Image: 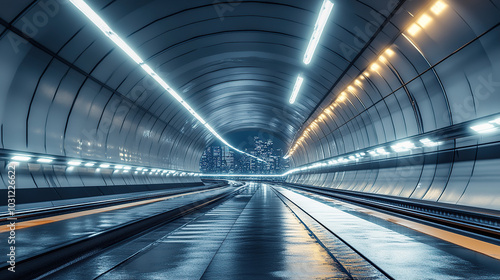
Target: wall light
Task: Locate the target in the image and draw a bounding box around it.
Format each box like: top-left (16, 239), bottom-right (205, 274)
top-left (420, 138), bottom-right (441, 147)
top-left (391, 141), bottom-right (416, 152)
top-left (376, 148), bottom-right (390, 155)
top-left (11, 155), bottom-right (31, 162)
top-left (471, 123), bottom-right (497, 133)
top-left (431, 1), bottom-right (447, 15)
top-left (407, 24), bottom-right (422, 36)
top-left (489, 118), bottom-right (500, 125)
top-left (417, 14), bottom-right (432, 28)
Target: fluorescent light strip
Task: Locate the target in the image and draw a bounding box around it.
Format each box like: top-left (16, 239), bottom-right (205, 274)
top-left (289, 75), bottom-right (304, 104)
top-left (202, 174), bottom-right (285, 178)
top-left (69, 0), bottom-right (265, 163)
top-left (37, 158), bottom-right (54, 163)
top-left (471, 123), bottom-right (497, 134)
top-left (12, 155), bottom-right (31, 161)
top-left (303, 0), bottom-right (334, 65)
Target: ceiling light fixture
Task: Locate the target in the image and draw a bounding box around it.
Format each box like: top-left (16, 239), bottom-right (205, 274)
top-left (289, 75), bottom-right (304, 104)
top-left (303, 0), bottom-right (334, 65)
top-left (69, 0), bottom-right (265, 163)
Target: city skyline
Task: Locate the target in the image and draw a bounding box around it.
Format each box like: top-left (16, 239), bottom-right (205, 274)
top-left (200, 136), bottom-right (289, 174)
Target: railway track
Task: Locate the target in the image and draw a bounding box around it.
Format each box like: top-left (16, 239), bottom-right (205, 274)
top-left (281, 183), bottom-right (500, 242)
top-left (0, 185), bottom-right (243, 280)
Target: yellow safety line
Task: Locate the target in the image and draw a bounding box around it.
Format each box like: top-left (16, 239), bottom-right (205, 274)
top-left (1, 188), bottom-right (220, 233)
top-left (321, 197), bottom-right (500, 260)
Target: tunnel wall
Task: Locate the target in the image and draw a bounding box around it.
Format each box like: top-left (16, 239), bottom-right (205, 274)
top-left (286, 1), bottom-right (500, 211)
top-left (0, 1), bottom-right (212, 191)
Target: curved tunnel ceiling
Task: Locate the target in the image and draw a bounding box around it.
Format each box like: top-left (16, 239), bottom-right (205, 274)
top-left (1, 0), bottom-right (498, 173)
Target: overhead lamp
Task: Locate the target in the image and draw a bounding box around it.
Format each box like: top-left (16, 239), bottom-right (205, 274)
top-left (303, 0), bottom-right (334, 65)
top-left (100, 163), bottom-right (110, 168)
top-left (114, 165), bottom-right (124, 169)
top-left (471, 123), bottom-right (497, 134)
top-left (37, 158), bottom-right (54, 163)
top-left (12, 155), bottom-right (31, 162)
top-left (84, 162), bottom-right (95, 167)
top-left (136, 167), bottom-right (144, 171)
top-left (123, 166), bottom-right (132, 170)
top-left (68, 161), bottom-right (82, 166)
top-left (69, 0), bottom-right (266, 163)
top-left (289, 75), bottom-right (304, 104)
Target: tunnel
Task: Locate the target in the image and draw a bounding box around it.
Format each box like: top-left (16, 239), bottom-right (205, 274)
top-left (1, 0), bottom-right (500, 279)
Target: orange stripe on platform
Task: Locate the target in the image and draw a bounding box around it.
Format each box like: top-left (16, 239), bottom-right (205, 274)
top-left (0, 188), bottom-right (218, 233)
top-left (326, 198), bottom-right (500, 260)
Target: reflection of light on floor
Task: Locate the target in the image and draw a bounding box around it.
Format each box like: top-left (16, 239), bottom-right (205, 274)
top-left (277, 190), bottom-right (347, 278)
top-left (0, 188), bottom-right (222, 233)
top-left (304, 192), bottom-right (500, 260)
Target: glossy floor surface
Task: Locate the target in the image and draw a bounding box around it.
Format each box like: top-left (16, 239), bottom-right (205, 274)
top-left (52, 183), bottom-right (355, 279)
top-left (7, 183), bottom-right (500, 279)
